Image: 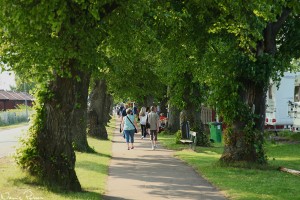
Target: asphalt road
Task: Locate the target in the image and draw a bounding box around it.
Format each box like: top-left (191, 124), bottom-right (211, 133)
top-left (0, 125), bottom-right (29, 158)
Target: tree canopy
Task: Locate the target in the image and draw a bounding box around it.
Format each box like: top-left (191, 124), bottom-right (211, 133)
top-left (0, 0), bottom-right (300, 190)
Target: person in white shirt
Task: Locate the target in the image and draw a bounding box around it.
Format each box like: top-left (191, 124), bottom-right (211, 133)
top-left (139, 107), bottom-right (148, 139)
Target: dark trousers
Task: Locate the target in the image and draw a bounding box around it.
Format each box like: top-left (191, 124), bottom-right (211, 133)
top-left (141, 124), bottom-right (147, 137)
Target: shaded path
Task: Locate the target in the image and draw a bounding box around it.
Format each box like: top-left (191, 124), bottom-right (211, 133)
top-left (103, 117), bottom-right (227, 200)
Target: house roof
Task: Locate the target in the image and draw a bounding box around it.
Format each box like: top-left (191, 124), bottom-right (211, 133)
top-left (0, 90), bottom-right (34, 101)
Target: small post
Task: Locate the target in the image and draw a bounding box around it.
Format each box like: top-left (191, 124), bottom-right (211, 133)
top-left (24, 83), bottom-right (28, 120)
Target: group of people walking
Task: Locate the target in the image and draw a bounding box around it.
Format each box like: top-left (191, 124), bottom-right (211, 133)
top-left (120, 105), bottom-right (160, 150)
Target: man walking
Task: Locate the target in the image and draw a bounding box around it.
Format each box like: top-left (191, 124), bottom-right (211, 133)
top-left (148, 106), bottom-right (160, 150)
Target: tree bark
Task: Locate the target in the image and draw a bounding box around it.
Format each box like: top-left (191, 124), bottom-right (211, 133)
top-left (71, 71), bottom-right (91, 152)
top-left (221, 80), bottom-right (266, 163)
top-left (87, 79), bottom-right (112, 139)
top-left (143, 95), bottom-right (154, 107)
top-left (166, 105), bottom-right (180, 133)
top-left (104, 92), bottom-right (113, 125)
top-left (180, 106), bottom-right (209, 146)
top-left (159, 96), bottom-right (168, 116)
top-left (180, 75), bottom-right (208, 146)
top-left (35, 70), bottom-right (81, 191)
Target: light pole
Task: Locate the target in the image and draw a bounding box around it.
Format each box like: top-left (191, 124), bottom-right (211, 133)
top-left (24, 83), bottom-right (28, 120)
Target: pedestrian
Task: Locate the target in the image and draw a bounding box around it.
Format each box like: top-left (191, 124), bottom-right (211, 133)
top-left (121, 104), bottom-right (128, 120)
top-left (121, 108), bottom-right (138, 150)
top-left (133, 104), bottom-right (138, 116)
top-left (146, 106), bottom-right (150, 137)
top-left (147, 106), bottom-right (160, 150)
top-left (139, 107), bottom-right (148, 139)
top-left (119, 104), bottom-right (124, 118)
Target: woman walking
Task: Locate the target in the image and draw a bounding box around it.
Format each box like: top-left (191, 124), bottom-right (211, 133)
top-left (139, 107), bottom-right (148, 139)
top-left (121, 108), bottom-right (138, 150)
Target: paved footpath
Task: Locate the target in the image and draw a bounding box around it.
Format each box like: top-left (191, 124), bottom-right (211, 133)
top-left (103, 117), bottom-right (227, 200)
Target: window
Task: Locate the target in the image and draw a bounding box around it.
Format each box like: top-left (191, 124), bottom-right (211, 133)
top-left (268, 85), bottom-right (273, 99)
top-left (295, 86), bottom-right (300, 102)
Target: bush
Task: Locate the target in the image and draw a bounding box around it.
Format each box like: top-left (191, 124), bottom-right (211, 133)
top-left (277, 130), bottom-right (293, 137)
top-left (290, 133), bottom-right (300, 141)
top-left (175, 130), bottom-right (182, 144)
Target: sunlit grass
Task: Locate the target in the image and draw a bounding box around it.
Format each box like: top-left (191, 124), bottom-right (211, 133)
top-left (0, 117), bottom-right (116, 200)
top-left (159, 133), bottom-right (300, 200)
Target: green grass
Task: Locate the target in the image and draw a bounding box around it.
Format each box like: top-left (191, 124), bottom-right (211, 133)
top-left (0, 118), bottom-right (115, 200)
top-left (159, 133), bottom-right (300, 200)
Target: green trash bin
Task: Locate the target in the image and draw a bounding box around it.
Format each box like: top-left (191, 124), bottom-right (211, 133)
top-left (209, 122), bottom-right (222, 143)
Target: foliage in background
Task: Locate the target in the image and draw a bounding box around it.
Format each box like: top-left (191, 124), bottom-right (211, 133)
top-left (0, 105), bottom-right (33, 126)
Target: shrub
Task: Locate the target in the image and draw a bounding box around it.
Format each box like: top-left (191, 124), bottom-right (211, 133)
top-left (175, 130), bottom-right (182, 144)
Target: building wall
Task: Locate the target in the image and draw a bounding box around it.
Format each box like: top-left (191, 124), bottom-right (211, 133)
top-left (0, 101), bottom-right (5, 110)
top-left (0, 100), bottom-right (33, 110)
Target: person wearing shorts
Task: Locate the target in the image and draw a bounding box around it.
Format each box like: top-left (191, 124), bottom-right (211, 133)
top-left (147, 106), bottom-right (160, 150)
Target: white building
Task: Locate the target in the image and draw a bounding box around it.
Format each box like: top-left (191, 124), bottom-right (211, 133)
top-left (265, 72), bottom-right (300, 131)
top-left (288, 74), bottom-right (300, 132)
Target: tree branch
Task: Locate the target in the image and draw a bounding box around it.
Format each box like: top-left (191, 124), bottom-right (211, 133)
top-left (272, 8), bottom-right (292, 35)
top-left (99, 1), bottom-right (120, 20)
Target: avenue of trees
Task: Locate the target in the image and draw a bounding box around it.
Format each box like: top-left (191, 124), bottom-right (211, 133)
top-left (0, 0), bottom-right (299, 191)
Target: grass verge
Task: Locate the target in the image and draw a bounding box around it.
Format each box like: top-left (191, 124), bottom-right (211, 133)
top-left (159, 133), bottom-right (300, 200)
top-left (0, 118), bottom-right (116, 200)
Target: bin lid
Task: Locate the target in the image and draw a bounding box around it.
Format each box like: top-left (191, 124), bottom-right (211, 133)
top-left (208, 121), bottom-right (222, 125)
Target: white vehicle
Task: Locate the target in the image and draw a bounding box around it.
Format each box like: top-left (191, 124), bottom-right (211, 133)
top-left (288, 74), bottom-right (300, 132)
top-left (265, 72), bottom-right (300, 131)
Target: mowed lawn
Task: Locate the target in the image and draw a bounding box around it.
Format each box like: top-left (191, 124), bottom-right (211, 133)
top-left (0, 119), bottom-right (116, 200)
top-left (159, 133), bottom-right (300, 200)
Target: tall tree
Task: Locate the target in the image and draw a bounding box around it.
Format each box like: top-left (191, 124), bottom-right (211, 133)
top-left (206, 1), bottom-right (300, 163)
top-left (71, 72), bottom-right (91, 152)
top-left (88, 78), bottom-right (113, 139)
top-left (153, 0), bottom-right (300, 158)
top-left (148, 1), bottom-right (210, 144)
top-left (0, 0), bottom-right (119, 190)
top-left (185, 0), bottom-right (300, 163)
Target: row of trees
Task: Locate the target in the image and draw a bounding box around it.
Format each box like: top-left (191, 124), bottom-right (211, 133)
top-left (0, 0), bottom-right (299, 191)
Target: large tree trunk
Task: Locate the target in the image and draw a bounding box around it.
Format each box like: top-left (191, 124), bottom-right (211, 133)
top-left (103, 92), bottom-right (113, 126)
top-left (143, 96), bottom-right (154, 107)
top-left (87, 79), bottom-right (112, 139)
top-left (166, 105), bottom-right (180, 133)
top-left (159, 96), bottom-right (168, 116)
top-left (221, 82), bottom-right (266, 163)
top-left (179, 75), bottom-right (209, 146)
top-left (180, 106), bottom-right (209, 146)
top-left (71, 71), bottom-right (91, 152)
top-left (35, 70), bottom-right (81, 191)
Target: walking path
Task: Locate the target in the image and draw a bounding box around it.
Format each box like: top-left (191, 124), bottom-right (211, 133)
top-left (103, 117), bottom-right (227, 200)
